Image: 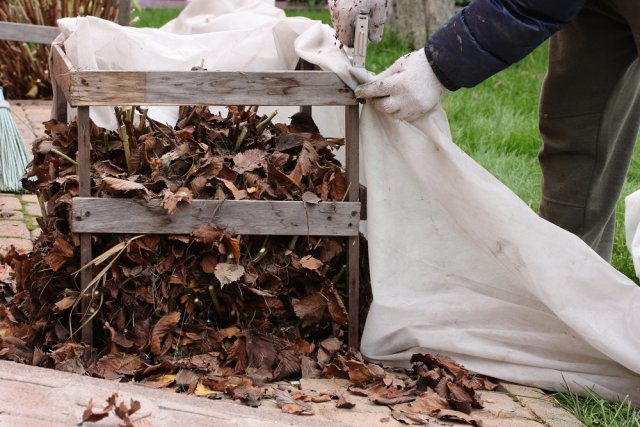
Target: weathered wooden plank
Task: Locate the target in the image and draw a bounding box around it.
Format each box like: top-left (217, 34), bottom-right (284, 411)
top-left (145, 72), bottom-right (356, 106)
top-left (77, 107), bottom-right (93, 345)
top-left (50, 43), bottom-right (74, 108)
top-left (51, 46), bottom-right (356, 106)
top-left (0, 21), bottom-right (59, 44)
top-left (65, 70), bottom-right (356, 106)
top-left (345, 105), bottom-right (360, 349)
top-left (72, 198), bottom-right (361, 236)
top-left (69, 71), bottom-right (146, 106)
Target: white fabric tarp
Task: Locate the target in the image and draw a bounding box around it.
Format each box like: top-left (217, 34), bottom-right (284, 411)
top-left (56, 0), bottom-right (640, 403)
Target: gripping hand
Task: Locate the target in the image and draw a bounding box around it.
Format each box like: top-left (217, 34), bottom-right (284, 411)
top-left (354, 49), bottom-right (446, 122)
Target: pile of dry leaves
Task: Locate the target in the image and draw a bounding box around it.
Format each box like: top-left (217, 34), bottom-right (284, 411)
top-left (0, 105), bottom-right (495, 424)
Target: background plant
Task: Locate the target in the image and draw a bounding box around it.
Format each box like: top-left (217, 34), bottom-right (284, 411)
top-left (0, 0), bottom-right (121, 99)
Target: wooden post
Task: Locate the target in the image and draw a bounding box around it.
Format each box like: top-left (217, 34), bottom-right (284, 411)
top-left (117, 0), bottom-right (131, 26)
top-left (345, 105), bottom-right (360, 350)
top-left (77, 106), bottom-right (93, 344)
top-left (298, 59), bottom-right (313, 116)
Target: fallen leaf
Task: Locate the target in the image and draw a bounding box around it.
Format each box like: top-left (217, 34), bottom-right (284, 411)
top-left (336, 393), bottom-right (355, 409)
top-left (195, 383), bottom-right (219, 396)
top-left (274, 389), bottom-right (315, 416)
top-left (435, 408), bottom-right (483, 426)
top-left (82, 398), bottom-right (109, 423)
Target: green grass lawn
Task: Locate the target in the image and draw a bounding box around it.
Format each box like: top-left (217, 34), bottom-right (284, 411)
top-left (136, 7), bottom-right (640, 422)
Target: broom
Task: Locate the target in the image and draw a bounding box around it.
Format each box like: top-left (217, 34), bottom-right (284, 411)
top-left (0, 87), bottom-right (29, 193)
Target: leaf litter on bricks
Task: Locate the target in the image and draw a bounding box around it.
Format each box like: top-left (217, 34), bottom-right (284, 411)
top-left (0, 104), bottom-right (495, 424)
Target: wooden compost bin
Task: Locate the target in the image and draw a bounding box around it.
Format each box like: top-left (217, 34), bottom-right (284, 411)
top-left (49, 42), bottom-right (363, 349)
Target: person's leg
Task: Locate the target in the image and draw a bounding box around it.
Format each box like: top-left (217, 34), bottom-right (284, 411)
top-left (538, 0), bottom-right (640, 261)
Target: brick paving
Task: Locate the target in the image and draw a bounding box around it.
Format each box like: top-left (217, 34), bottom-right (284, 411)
top-left (0, 100), bottom-right (48, 255)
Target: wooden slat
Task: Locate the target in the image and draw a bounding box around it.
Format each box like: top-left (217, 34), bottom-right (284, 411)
top-left (50, 43), bottom-right (73, 107)
top-left (77, 107), bottom-right (93, 345)
top-left (64, 70), bottom-right (356, 106)
top-left (72, 198), bottom-right (361, 236)
top-left (0, 21), bottom-right (59, 44)
top-left (50, 43), bottom-right (357, 107)
top-left (345, 105), bottom-right (360, 350)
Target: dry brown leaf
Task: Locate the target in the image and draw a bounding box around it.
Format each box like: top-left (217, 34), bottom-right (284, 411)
top-left (82, 399), bottom-right (110, 423)
top-left (44, 238), bottom-right (75, 271)
top-left (161, 186), bottom-right (193, 215)
top-left (232, 149), bottom-right (267, 173)
top-left (435, 408), bottom-right (483, 426)
top-left (346, 360), bottom-right (381, 386)
top-left (292, 292), bottom-right (327, 324)
top-left (336, 393), bottom-right (356, 409)
top-left (302, 191), bottom-right (321, 204)
top-left (392, 390), bottom-right (448, 416)
top-left (150, 312), bottom-right (181, 357)
top-left (52, 295), bottom-right (76, 313)
top-left (274, 389), bottom-right (315, 416)
top-left (102, 177), bottom-right (150, 194)
top-left (300, 255), bottom-right (323, 271)
top-left (218, 178), bottom-right (248, 200)
top-left (288, 141), bottom-right (318, 185)
top-left (192, 224), bottom-right (223, 245)
top-left (214, 263), bottom-right (245, 287)
top-left (96, 353), bottom-right (144, 379)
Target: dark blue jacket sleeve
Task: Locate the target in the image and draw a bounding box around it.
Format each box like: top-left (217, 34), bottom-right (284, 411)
top-left (425, 0), bottom-right (588, 90)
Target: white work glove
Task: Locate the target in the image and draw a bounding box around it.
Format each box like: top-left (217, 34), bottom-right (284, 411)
top-left (353, 49), bottom-right (446, 122)
top-left (329, 0), bottom-right (389, 47)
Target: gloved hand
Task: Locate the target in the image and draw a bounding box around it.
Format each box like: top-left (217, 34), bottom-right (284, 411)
top-left (353, 49), bottom-right (446, 122)
top-left (329, 0), bottom-right (389, 47)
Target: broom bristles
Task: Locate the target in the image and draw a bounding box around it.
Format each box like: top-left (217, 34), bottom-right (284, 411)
top-left (0, 89), bottom-right (29, 194)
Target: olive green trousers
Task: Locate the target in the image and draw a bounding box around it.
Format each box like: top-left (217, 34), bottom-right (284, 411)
top-left (538, 0), bottom-right (640, 261)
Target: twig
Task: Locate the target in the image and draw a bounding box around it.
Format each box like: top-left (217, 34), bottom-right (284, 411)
top-left (256, 110), bottom-right (278, 132)
top-left (50, 148), bottom-right (78, 166)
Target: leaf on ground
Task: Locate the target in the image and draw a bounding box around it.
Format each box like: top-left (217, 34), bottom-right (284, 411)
top-left (195, 383), bottom-right (219, 396)
top-left (274, 389), bottom-right (315, 416)
top-left (447, 382), bottom-right (473, 414)
top-left (391, 389), bottom-right (448, 416)
top-left (435, 408), bottom-right (483, 426)
top-left (82, 398), bottom-right (110, 423)
top-left (346, 359), bottom-right (383, 386)
top-left (335, 393), bottom-right (356, 409)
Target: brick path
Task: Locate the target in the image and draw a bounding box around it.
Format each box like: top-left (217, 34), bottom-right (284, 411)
top-left (0, 100), bottom-right (50, 256)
